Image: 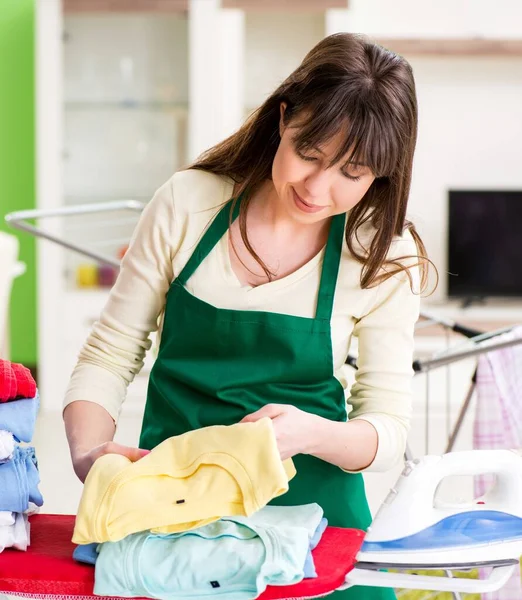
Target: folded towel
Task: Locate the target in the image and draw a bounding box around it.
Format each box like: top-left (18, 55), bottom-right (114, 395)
top-left (0, 430), bottom-right (15, 463)
top-left (0, 393), bottom-right (39, 443)
top-left (0, 445), bottom-right (43, 512)
top-left (0, 360), bottom-right (36, 402)
top-left (0, 512), bottom-right (30, 552)
top-left (0, 512), bottom-right (15, 527)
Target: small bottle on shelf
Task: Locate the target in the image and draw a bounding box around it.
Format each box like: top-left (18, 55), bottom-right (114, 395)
top-left (76, 264), bottom-right (98, 288)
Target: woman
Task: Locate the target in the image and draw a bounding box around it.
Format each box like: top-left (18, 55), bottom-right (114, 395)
top-left (64, 33), bottom-right (429, 599)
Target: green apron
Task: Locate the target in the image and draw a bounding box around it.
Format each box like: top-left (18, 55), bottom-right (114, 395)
top-left (140, 196), bottom-right (395, 600)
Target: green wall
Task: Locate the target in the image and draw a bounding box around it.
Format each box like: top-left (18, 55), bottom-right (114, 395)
top-left (0, 0), bottom-right (36, 365)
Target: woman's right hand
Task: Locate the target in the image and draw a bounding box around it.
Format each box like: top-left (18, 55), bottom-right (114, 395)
top-left (73, 441), bottom-right (150, 483)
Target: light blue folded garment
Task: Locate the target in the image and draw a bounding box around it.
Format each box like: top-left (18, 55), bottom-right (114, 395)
top-left (0, 393), bottom-right (39, 443)
top-left (303, 517), bottom-right (328, 578)
top-left (0, 445), bottom-right (43, 512)
top-left (94, 504), bottom-right (323, 599)
top-left (75, 515), bottom-right (327, 578)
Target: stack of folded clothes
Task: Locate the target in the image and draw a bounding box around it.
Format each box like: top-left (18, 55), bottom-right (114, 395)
top-left (0, 359), bottom-right (44, 553)
top-left (73, 418), bottom-right (328, 599)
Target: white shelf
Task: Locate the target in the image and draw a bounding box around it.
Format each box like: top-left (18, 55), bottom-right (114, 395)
top-left (64, 101), bottom-right (188, 112)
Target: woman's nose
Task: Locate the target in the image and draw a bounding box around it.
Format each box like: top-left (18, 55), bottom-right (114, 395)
top-left (303, 168), bottom-right (332, 198)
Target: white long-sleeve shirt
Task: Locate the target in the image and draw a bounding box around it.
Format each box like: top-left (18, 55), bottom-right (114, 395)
top-left (64, 169), bottom-right (421, 472)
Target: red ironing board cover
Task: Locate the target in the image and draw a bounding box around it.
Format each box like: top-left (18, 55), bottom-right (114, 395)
top-left (0, 514), bottom-right (364, 600)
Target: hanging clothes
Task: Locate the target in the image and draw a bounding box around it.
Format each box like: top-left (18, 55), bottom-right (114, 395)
top-left (473, 326), bottom-right (522, 600)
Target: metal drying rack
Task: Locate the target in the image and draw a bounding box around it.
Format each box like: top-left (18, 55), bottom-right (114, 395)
top-left (5, 201), bottom-right (146, 268)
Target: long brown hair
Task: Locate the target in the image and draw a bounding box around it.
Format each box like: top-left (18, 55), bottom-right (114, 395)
top-left (191, 32), bottom-right (433, 292)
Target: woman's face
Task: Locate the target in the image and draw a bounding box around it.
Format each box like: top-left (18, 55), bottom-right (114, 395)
top-left (271, 105), bottom-right (376, 224)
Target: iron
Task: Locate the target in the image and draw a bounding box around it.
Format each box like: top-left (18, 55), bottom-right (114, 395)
top-left (356, 449), bottom-right (522, 569)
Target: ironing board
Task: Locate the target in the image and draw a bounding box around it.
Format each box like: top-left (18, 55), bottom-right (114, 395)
top-left (0, 514), bottom-right (365, 600)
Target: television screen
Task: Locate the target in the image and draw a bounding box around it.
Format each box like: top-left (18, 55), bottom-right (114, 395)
top-left (448, 190), bottom-right (522, 298)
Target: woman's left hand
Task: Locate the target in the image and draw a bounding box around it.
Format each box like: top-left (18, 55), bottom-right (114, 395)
top-left (240, 404), bottom-right (321, 460)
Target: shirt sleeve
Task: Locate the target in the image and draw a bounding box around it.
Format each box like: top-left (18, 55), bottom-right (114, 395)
top-left (63, 178), bottom-right (177, 422)
top-left (345, 235), bottom-right (421, 473)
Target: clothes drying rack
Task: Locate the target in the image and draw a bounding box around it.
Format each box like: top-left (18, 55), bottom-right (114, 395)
top-left (5, 202), bottom-right (522, 600)
top-left (350, 316), bottom-right (522, 460)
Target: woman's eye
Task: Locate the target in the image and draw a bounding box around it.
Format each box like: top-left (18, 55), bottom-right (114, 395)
top-left (342, 171), bottom-right (361, 182)
top-left (297, 150), bottom-right (317, 162)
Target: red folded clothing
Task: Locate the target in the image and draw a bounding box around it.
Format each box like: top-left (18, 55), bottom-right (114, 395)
top-left (0, 359), bottom-right (17, 402)
top-left (0, 515), bottom-right (365, 600)
top-left (0, 359), bottom-right (37, 402)
top-left (11, 362), bottom-right (37, 399)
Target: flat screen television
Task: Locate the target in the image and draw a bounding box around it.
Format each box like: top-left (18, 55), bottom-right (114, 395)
top-left (447, 190), bottom-right (522, 299)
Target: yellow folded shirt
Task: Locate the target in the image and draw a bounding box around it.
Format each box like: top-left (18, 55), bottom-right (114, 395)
top-left (73, 418), bottom-right (296, 544)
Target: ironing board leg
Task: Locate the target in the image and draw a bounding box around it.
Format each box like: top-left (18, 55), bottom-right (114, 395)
top-left (444, 569), bottom-right (462, 600)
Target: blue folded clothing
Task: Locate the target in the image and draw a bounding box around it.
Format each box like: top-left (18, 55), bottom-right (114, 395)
top-left (73, 542), bottom-right (98, 565)
top-left (0, 393), bottom-right (39, 443)
top-left (0, 445), bottom-right (43, 512)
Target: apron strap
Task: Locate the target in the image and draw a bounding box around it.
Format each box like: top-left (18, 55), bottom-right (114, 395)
top-left (315, 213), bottom-right (346, 322)
top-left (176, 192), bottom-right (345, 323)
top-left (176, 196), bottom-right (242, 286)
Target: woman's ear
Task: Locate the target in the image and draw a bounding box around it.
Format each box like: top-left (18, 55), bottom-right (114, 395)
top-left (279, 102), bottom-right (287, 137)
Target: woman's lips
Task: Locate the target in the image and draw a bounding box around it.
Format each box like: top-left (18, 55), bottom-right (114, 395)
top-left (292, 188), bottom-right (326, 214)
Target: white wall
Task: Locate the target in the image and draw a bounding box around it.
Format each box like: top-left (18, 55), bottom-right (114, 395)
top-left (345, 0), bottom-right (522, 38)
top-left (410, 57), bottom-right (522, 300)
top-left (188, 1), bottom-right (245, 161)
top-left (244, 12), bottom-right (325, 109)
top-left (36, 0), bottom-right (64, 411)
